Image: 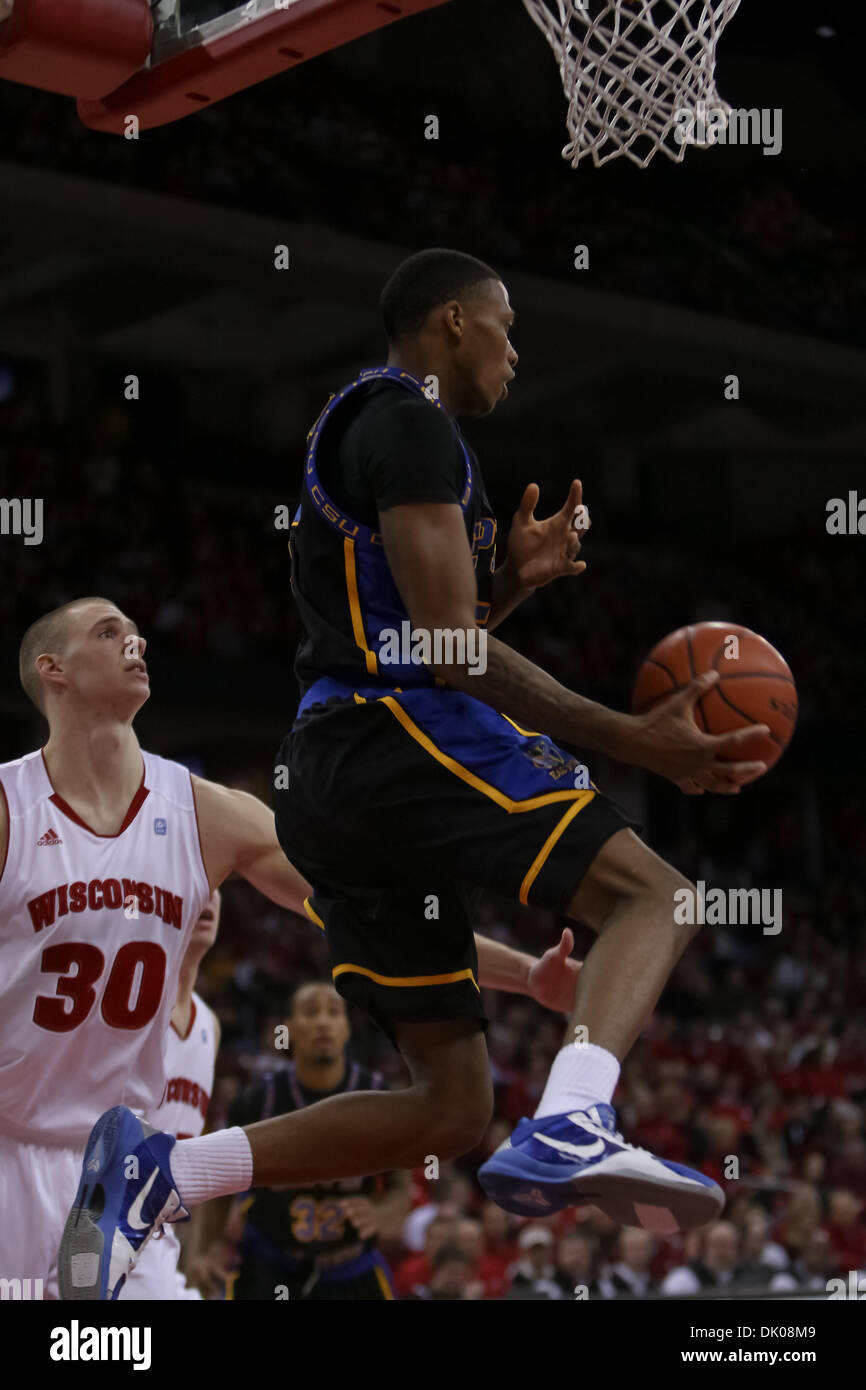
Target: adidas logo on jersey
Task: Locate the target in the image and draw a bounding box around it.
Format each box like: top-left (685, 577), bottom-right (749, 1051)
top-left (36, 828), bottom-right (62, 847)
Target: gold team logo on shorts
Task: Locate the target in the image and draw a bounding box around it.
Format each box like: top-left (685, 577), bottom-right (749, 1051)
top-left (525, 739), bottom-right (590, 789)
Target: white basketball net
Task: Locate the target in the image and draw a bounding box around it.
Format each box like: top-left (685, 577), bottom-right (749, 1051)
top-left (522, 0), bottom-right (742, 168)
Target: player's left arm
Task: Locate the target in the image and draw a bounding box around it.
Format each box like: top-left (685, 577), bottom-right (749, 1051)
top-left (191, 776), bottom-right (311, 913)
top-left (488, 479), bottom-right (590, 630)
top-left (340, 1168), bottom-right (411, 1242)
top-left (475, 928), bottom-right (581, 1014)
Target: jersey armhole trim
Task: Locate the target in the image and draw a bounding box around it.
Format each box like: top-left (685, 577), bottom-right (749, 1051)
top-left (188, 772), bottom-right (213, 896)
top-left (0, 779), bottom-right (9, 886)
top-left (343, 537), bottom-right (379, 676)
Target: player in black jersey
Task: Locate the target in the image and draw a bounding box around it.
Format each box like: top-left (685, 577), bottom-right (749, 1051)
top-left (82, 251), bottom-right (773, 1293)
top-left (222, 984), bottom-right (407, 1300)
top-left (269, 248), bottom-right (768, 1230)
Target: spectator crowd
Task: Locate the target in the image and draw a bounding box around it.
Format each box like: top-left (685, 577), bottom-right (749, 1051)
top-left (1, 51), bottom-right (863, 350)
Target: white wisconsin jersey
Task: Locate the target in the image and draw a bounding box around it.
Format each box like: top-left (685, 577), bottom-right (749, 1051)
top-left (0, 748), bottom-right (211, 1145)
top-left (149, 991), bottom-right (218, 1140)
top-left (120, 994), bottom-right (217, 1302)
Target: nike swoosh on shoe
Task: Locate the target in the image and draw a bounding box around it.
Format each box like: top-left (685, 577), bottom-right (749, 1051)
top-left (126, 1166), bottom-right (160, 1231)
top-left (533, 1133), bottom-right (608, 1161)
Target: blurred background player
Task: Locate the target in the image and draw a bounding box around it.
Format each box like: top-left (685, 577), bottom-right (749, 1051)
top-left (0, 595), bottom-right (309, 1299)
top-left (121, 889), bottom-right (223, 1301)
top-left (195, 981), bottom-right (409, 1300)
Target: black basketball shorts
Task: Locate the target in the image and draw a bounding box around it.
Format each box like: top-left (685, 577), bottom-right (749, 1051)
top-left (274, 686), bottom-right (638, 1042)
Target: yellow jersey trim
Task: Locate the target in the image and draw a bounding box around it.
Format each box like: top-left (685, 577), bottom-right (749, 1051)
top-left (344, 538), bottom-right (378, 676)
top-left (379, 695), bottom-right (590, 813)
top-left (303, 896), bottom-right (326, 931)
top-left (333, 962), bottom-right (480, 993)
top-left (500, 712), bottom-right (541, 738)
top-left (519, 791), bottom-right (596, 904)
top-left (374, 1265), bottom-right (395, 1300)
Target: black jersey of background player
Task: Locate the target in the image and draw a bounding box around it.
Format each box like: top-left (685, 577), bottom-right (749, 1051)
top-left (228, 1060), bottom-right (386, 1259)
top-left (290, 370), bottom-right (497, 700)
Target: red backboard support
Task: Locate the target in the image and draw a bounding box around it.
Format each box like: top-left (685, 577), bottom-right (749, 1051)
top-left (0, 0), bottom-right (152, 101)
top-left (77, 0), bottom-right (452, 134)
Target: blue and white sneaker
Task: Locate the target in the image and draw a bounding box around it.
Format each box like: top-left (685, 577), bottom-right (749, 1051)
top-left (478, 1103), bottom-right (724, 1232)
top-left (58, 1106), bottom-right (187, 1301)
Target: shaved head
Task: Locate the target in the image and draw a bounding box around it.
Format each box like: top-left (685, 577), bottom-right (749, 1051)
top-left (19, 597), bottom-right (113, 714)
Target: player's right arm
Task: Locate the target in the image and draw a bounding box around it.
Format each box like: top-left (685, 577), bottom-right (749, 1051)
top-left (377, 502), bottom-right (768, 792)
top-left (190, 776), bottom-right (311, 907)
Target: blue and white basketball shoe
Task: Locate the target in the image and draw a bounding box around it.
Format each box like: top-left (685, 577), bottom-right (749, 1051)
top-left (58, 1106), bottom-right (187, 1300)
top-left (478, 1103), bottom-right (724, 1232)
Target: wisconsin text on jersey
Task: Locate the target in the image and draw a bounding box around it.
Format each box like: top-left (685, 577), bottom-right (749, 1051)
top-left (161, 1077), bottom-right (210, 1122)
top-left (27, 880), bottom-right (185, 933)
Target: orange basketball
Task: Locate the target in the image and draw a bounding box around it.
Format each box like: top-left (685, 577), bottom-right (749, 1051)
top-left (632, 622), bottom-right (797, 773)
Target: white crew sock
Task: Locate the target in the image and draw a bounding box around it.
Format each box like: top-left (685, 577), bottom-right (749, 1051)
top-left (168, 1126), bottom-right (254, 1208)
top-left (533, 1041), bottom-right (621, 1119)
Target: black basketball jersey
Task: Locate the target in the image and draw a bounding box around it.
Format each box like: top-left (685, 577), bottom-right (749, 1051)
top-left (290, 366), bottom-right (497, 705)
top-left (228, 1060), bottom-right (386, 1259)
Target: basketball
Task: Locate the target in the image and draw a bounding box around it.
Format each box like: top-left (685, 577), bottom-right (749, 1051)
top-left (632, 622), bottom-right (797, 772)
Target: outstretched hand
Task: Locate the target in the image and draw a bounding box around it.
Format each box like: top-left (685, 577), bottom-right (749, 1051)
top-left (506, 479), bottom-right (590, 593)
top-left (185, 1244), bottom-right (236, 1299)
top-left (527, 927), bottom-right (582, 1013)
top-left (339, 1195), bottom-right (380, 1240)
